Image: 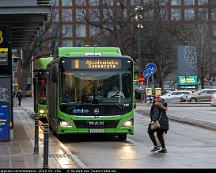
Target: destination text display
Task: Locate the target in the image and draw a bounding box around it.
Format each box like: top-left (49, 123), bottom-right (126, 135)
top-left (72, 59), bottom-right (122, 69)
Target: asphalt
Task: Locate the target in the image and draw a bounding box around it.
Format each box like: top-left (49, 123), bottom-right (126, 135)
top-left (0, 98), bottom-right (216, 169)
top-left (136, 102), bottom-right (216, 131)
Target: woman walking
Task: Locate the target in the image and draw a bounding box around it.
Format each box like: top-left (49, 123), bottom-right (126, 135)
top-left (147, 95), bottom-right (169, 153)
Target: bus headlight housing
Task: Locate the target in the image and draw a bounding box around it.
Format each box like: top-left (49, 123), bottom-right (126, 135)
top-left (123, 120), bottom-right (133, 127)
top-left (60, 121), bottom-right (72, 127)
top-left (39, 109), bottom-right (48, 114)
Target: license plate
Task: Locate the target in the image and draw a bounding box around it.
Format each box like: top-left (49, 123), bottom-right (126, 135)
top-left (89, 129), bottom-right (104, 133)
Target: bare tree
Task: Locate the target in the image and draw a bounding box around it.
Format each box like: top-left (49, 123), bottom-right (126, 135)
top-left (175, 16), bottom-right (216, 88)
top-left (139, 0), bottom-right (177, 88)
top-left (80, 0), bottom-right (178, 88)
top-left (80, 0), bottom-right (137, 57)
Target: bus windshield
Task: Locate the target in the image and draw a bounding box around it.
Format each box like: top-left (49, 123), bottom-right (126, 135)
top-left (61, 71), bottom-right (132, 105)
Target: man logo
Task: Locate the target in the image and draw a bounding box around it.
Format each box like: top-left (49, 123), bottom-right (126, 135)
top-left (94, 108), bottom-right (99, 114)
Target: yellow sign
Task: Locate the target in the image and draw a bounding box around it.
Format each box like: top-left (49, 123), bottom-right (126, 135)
top-left (146, 88), bottom-right (152, 96)
top-left (74, 59), bottom-right (80, 69)
top-left (0, 31), bottom-right (3, 44)
top-left (0, 48), bottom-right (8, 52)
top-left (155, 88), bottom-right (161, 96)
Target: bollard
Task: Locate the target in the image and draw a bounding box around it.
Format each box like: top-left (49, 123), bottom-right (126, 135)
top-left (34, 113), bottom-right (39, 154)
top-left (43, 123), bottom-right (49, 169)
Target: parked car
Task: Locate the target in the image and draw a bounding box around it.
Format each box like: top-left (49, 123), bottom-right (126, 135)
top-left (185, 89), bottom-right (216, 102)
top-left (210, 92), bottom-right (216, 106)
top-left (160, 90), bottom-right (192, 102)
top-left (179, 90), bottom-right (196, 102)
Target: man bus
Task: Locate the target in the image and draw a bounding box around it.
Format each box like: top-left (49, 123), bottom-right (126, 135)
top-left (33, 57), bottom-right (53, 120)
top-left (46, 47), bottom-right (134, 140)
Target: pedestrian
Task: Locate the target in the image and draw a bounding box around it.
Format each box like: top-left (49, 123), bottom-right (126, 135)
top-left (147, 95), bottom-right (169, 153)
top-left (16, 90), bottom-right (22, 107)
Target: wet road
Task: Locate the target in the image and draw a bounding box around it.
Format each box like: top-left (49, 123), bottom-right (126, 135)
top-left (58, 111), bottom-right (216, 168)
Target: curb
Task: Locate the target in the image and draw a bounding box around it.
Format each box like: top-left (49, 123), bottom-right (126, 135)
top-left (135, 103), bottom-right (211, 107)
top-left (136, 109), bottom-right (216, 131)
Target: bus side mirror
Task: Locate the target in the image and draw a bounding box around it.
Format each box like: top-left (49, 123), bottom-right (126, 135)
top-left (51, 63), bottom-right (59, 83)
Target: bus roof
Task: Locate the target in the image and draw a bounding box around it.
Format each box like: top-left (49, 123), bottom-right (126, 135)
top-left (37, 57), bottom-right (54, 69)
top-left (58, 47), bottom-right (122, 57)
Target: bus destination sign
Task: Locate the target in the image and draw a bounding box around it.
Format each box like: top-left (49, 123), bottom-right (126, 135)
top-left (72, 59), bottom-right (121, 69)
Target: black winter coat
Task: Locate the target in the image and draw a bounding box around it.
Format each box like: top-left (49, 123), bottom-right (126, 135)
top-left (150, 102), bottom-right (169, 131)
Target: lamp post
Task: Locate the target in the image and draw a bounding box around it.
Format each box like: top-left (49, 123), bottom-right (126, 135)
top-left (135, 5), bottom-right (143, 76)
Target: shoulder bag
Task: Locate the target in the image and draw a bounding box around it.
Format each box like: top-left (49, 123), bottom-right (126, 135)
top-left (150, 114), bottom-right (162, 130)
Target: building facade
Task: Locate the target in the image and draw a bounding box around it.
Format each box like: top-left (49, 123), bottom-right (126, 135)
top-left (51, 0), bottom-right (216, 48)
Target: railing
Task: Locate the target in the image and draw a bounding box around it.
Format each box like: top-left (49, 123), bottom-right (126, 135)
top-left (34, 113), bottom-right (49, 169)
top-left (37, 0), bottom-right (51, 6)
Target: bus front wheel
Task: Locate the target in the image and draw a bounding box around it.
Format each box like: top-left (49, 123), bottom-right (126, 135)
top-left (118, 134), bottom-right (127, 141)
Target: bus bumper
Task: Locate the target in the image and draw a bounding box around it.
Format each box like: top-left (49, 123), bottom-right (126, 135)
top-left (56, 126), bottom-right (134, 135)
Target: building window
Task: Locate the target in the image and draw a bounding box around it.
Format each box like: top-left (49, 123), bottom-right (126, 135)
top-left (76, 0), bottom-right (86, 6)
top-left (211, 9), bottom-right (216, 21)
top-left (62, 40), bottom-right (73, 47)
top-left (76, 24), bottom-right (86, 37)
top-left (171, 0), bottom-right (181, 5)
top-left (185, 9), bottom-right (195, 20)
top-left (144, 0), bottom-right (152, 5)
top-left (62, 9), bottom-right (72, 22)
top-left (62, 0), bottom-right (72, 6)
top-left (103, 9), bottom-right (112, 20)
top-left (198, 0), bottom-right (208, 5)
top-left (76, 8), bottom-right (84, 21)
top-left (90, 26), bottom-right (100, 36)
top-left (76, 39), bottom-right (85, 46)
top-left (52, 9), bottom-right (59, 22)
top-left (198, 8), bottom-right (208, 19)
top-left (89, 8), bottom-right (100, 21)
top-left (89, 0), bottom-right (99, 6)
top-left (171, 8), bottom-right (182, 20)
top-left (184, 0), bottom-right (195, 5)
top-left (130, 0), bottom-right (140, 6)
top-left (62, 24), bottom-right (73, 37)
top-left (159, 0), bottom-right (168, 5)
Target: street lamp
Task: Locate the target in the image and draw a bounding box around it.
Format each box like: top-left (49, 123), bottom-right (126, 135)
top-left (135, 5), bottom-right (144, 76)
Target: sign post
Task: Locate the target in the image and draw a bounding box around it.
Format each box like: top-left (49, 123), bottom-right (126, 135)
top-left (143, 63), bottom-right (157, 96)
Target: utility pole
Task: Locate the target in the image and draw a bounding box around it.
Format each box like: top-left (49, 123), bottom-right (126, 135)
top-left (135, 5), bottom-right (143, 76)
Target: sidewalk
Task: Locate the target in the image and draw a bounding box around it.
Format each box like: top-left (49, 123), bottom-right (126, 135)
top-left (0, 98), bottom-right (79, 169)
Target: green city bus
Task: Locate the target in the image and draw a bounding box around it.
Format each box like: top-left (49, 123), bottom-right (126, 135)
top-left (33, 57), bottom-right (53, 120)
top-left (47, 47), bottom-right (134, 140)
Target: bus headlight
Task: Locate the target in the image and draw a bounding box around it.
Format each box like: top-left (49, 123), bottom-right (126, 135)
top-left (123, 120), bottom-right (133, 127)
top-left (60, 121), bottom-right (72, 127)
top-left (39, 109), bottom-right (48, 114)
top-left (39, 109), bottom-right (45, 114)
